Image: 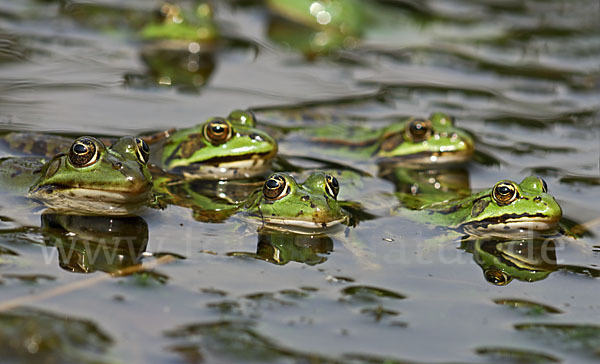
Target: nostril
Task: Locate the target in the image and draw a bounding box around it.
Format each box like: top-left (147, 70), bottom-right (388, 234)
top-left (113, 162), bottom-right (123, 170)
top-left (533, 196), bottom-right (542, 202)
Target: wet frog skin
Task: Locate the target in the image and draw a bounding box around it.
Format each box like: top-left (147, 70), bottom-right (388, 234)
top-left (266, 0), bottom-right (366, 56)
top-left (242, 172), bottom-right (349, 232)
top-left (0, 136), bottom-right (153, 215)
top-left (395, 176), bottom-right (563, 237)
top-left (254, 110), bottom-right (474, 168)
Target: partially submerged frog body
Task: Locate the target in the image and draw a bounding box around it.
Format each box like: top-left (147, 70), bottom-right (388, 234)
top-left (1, 113), bottom-right (278, 180)
top-left (140, 2), bottom-right (218, 45)
top-left (152, 173), bottom-right (260, 223)
top-left (135, 2), bottom-right (218, 89)
top-left (387, 167), bottom-right (472, 209)
top-left (41, 214), bottom-right (149, 274)
top-left (255, 111), bottom-right (474, 168)
top-left (0, 136), bottom-right (153, 215)
top-left (394, 176), bottom-right (563, 238)
top-left (266, 0), bottom-right (365, 56)
top-left (242, 172), bottom-right (349, 233)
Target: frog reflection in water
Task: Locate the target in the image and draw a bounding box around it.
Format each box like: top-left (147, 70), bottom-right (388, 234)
top-left (0, 136), bottom-right (153, 215)
top-left (394, 176), bottom-right (563, 237)
top-left (461, 238), bottom-right (600, 285)
top-left (1, 112), bottom-right (278, 180)
top-left (41, 214), bottom-right (149, 274)
top-left (228, 230), bottom-right (334, 266)
top-left (254, 111), bottom-right (474, 168)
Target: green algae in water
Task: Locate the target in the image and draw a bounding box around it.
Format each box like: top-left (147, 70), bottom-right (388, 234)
top-left (0, 308), bottom-right (114, 364)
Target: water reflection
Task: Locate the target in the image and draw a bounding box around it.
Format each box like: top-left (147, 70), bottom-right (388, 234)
top-left (228, 229), bottom-right (333, 265)
top-left (154, 176), bottom-right (260, 223)
top-left (461, 237), bottom-right (600, 285)
top-left (381, 167), bottom-right (471, 209)
top-left (41, 214), bottom-right (149, 274)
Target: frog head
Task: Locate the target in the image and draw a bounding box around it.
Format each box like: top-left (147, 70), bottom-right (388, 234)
top-left (160, 115), bottom-right (278, 179)
top-left (244, 172), bottom-right (348, 232)
top-left (28, 136), bottom-right (153, 215)
top-left (375, 113), bottom-right (474, 167)
top-left (461, 176), bottom-right (562, 236)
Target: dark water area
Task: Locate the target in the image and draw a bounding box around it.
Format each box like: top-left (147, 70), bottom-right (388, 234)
top-left (0, 0), bottom-right (599, 363)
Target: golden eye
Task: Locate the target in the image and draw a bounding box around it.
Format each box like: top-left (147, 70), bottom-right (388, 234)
top-left (325, 174), bottom-right (339, 199)
top-left (406, 119), bottom-right (432, 142)
top-left (135, 138), bottom-right (150, 164)
top-left (484, 269), bottom-right (512, 286)
top-left (68, 137), bottom-right (99, 167)
top-left (492, 181), bottom-right (519, 206)
top-left (202, 118), bottom-right (233, 145)
top-left (263, 174), bottom-right (288, 200)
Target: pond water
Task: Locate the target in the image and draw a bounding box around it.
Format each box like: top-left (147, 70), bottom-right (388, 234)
top-left (0, 0), bottom-right (599, 363)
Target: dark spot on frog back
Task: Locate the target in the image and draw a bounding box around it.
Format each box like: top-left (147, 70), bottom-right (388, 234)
top-left (178, 133), bottom-right (206, 159)
top-left (378, 132), bottom-right (404, 153)
top-left (471, 198), bottom-right (490, 218)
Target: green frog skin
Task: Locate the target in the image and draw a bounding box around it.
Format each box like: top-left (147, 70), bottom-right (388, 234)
top-left (395, 176), bottom-right (563, 237)
top-left (0, 136), bottom-right (153, 215)
top-left (1, 114), bottom-right (278, 180)
top-left (266, 0), bottom-right (366, 56)
top-left (155, 116), bottom-right (278, 179)
top-left (242, 172), bottom-right (349, 232)
top-left (252, 110), bottom-right (474, 168)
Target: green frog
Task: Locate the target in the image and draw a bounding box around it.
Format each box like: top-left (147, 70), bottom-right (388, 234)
top-left (1, 113), bottom-right (278, 180)
top-left (135, 2), bottom-right (219, 89)
top-left (242, 171), bottom-right (349, 232)
top-left (266, 0), bottom-right (365, 56)
top-left (394, 176), bottom-right (563, 237)
top-left (155, 171), bottom-right (349, 232)
top-left (0, 136), bottom-right (153, 215)
top-left (254, 110), bottom-right (474, 168)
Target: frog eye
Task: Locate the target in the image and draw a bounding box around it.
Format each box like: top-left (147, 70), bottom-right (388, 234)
top-left (492, 181), bottom-right (519, 206)
top-left (263, 174), bottom-right (288, 200)
top-left (484, 269), bottom-right (512, 286)
top-left (540, 178), bottom-right (548, 193)
top-left (406, 119), bottom-right (432, 143)
top-left (68, 137), bottom-right (99, 167)
top-left (135, 138), bottom-right (150, 164)
top-left (325, 174), bottom-right (339, 199)
top-left (203, 118), bottom-right (233, 145)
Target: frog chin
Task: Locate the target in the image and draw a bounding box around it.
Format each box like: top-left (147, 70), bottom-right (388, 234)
top-left (27, 185), bottom-right (151, 216)
top-left (249, 216), bottom-right (347, 235)
top-left (461, 218), bottom-right (560, 238)
top-left (179, 158), bottom-right (273, 180)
